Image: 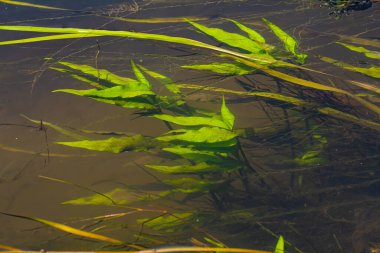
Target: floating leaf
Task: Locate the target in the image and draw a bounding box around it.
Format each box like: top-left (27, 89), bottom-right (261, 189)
top-left (145, 162), bottom-right (235, 174)
top-left (139, 65), bottom-right (181, 94)
top-left (320, 56), bottom-right (380, 78)
top-left (0, 0), bottom-right (66, 10)
top-left (263, 18), bottom-right (307, 63)
top-left (0, 212), bottom-right (122, 244)
top-left (182, 62), bottom-right (254, 76)
top-left (188, 20), bottom-right (265, 54)
top-left (63, 188), bottom-right (130, 205)
top-left (152, 114), bottom-right (228, 129)
top-left (57, 135), bottom-right (152, 153)
top-left (337, 42), bottom-right (380, 59)
top-left (227, 19), bottom-right (266, 44)
top-left (220, 96), bottom-right (235, 130)
top-left (157, 127), bottom-right (237, 145)
top-left (274, 236), bottom-right (284, 253)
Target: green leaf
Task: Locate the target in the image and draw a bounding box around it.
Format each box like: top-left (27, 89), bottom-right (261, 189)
top-left (55, 61), bottom-right (139, 87)
top-left (63, 188), bottom-right (130, 205)
top-left (0, 33), bottom-right (101, 46)
top-left (138, 65), bottom-right (181, 94)
top-left (263, 18), bottom-right (308, 64)
top-left (163, 178), bottom-right (227, 193)
top-left (220, 96), bottom-right (235, 130)
top-left (156, 127), bottom-right (237, 145)
top-left (182, 62), bottom-right (254, 76)
top-left (131, 60), bottom-right (152, 91)
top-left (163, 146), bottom-right (228, 162)
top-left (152, 114), bottom-right (228, 129)
top-left (138, 213), bottom-right (193, 232)
top-left (54, 86), bottom-right (154, 99)
top-left (188, 20), bottom-right (265, 54)
top-left (145, 162), bottom-right (235, 174)
top-left (56, 135), bottom-right (151, 153)
top-left (94, 97), bottom-right (156, 110)
top-left (227, 19), bottom-right (266, 44)
top-left (337, 42), bottom-right (380, 59)
top-left (320, 56), bottom-right (380, 78)
top-left (274, 235), bottom-right (284, 253)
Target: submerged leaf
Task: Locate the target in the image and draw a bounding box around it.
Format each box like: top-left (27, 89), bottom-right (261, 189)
top-left (274, 236), bottom-right (285, 253)
top-left (182, 62), bottom-right (254, 76)
top-left (139, 65), bottom-right (181, 94)
top-left (163, 146), bottom-right (228, 162)
top-left (138, 213), bottom-right (193, 232)
top-left (337, 42), bottom-right (380, 59)
top-left (0, 212), bottom-right (122, 244)
top-left (163, 177), bottom-right (227, 193)
top-left (152, 114), bottom-right (228, 129)
top-left (320, 56), bottom-right (380, 78)
top-left (227, 19), bottom-right (266, 44)
top-left (0, 33), bottom-right (101, 46)
top-left (145, 162), bottom-right (235, 174)
top-left (263, 18), bottom-right (307, 63)
top-left (188, 20), bottom-right (265, 54)
top-left (57, 135), bottom-right (152, 153)
top-left (131, 60), bottom-right (152, 90)
top-left (54, 86), bottom-right (154, 99)
top-left (0, 0), bottom-right (66, 10)
top-left (55, 61), bottom-right (139, 87)
top-left (157, 127), bottom-right (237, 145)
top-left (220, 96), bottom-right (235, 130)
top-left (63, 188), bottom-right (130, 205)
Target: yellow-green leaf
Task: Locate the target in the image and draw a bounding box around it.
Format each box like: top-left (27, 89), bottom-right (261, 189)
top-left (145, 162), bottom-right (234, 174)
top-left (337, 42), bottom-right (380, 59)
top-left (0, 212), bottom-right (122, 244)
top-left (188, 20), bottom-right (265, 54)
top-left (182, 62), bottom-right (254, 76)
top-left (131, 60), bottom-right (151, 90)
top-left (57, 135), bottom-right (150, 153)
top-left (263, 18), bottom-right (307, 64)
top-left (220, 96), bottom-right (235, 130)
top-left (54, 86), bottom-right (154, 99)
top-left (274, 235), bottom-right (284, 253)
top-left (163, 146), bottom-right (228, 162)
top-left (0, 0), bottom-right (66, 10)
top-left (139, 65), bottom-right (181, 94)
top-left (152, 114), bottom-right (228, 129)
top-left (163, 177), bottom-right (226, 193)
top-left (0, 33), bottom-right (101, 46)
top-left (63, 188), bottom-right (130, 205)
top-left (320, 56), bottom-right (380, 78)
top-left (227, 19), bottom-right (266, 44)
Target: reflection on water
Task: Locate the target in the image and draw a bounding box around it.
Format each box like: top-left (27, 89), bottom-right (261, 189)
top-left (0, 0), bottom-right (379, 252)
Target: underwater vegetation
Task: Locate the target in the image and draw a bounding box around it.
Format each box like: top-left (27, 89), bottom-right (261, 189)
top-left (0, 1), bottom-right (379, 252)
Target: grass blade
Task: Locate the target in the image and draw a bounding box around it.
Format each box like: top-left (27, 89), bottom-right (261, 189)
top-left (0, 212), bottom-right (123, 244)
top-left (320, 56), bottom-right (380, 78)
top-left (0, 33), bottom-right (100, 45)
top-left (182, 62), bottom-right (254, 76)
top-left (0, 0), bottom-right (66, 10)
top-left (337, 42), bottom-right (380, 59)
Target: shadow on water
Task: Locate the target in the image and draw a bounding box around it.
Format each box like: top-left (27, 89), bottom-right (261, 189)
top-left (0, 0), bottom-right (379, 252)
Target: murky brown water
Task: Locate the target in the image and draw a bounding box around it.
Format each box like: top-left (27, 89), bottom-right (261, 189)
top-left (0, 0), bottom-right (379, 252)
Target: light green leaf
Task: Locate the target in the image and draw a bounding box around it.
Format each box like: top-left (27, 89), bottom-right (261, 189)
top-left (63, 188), bottom-right (130, 205)
top-left (0, 33), bottom-right (101, 46)
top-left (131, 60), bottom-right (151, 90)
top-left (163, 146), bottom-right (228, 162)
top-left (263, 18), bottom-right (307, 64)
top-left (163, 177), bottom-right (226, 193)
top-left (275, 235), bottom-right (284, 253)
top-left (337, 42), bottom-right (380, 59)
top-left (227, 19), bottom-right (266, 44)
top-left (152, 114), bottom-right (228, 129)
top-left (54, 86), bottom-right (154, 99)
top-left (138, 213), bottom-right (193, 232)
top-left (94, 97), bottom-right (155, 110)
top-left (57, 135), bottom-right (151, 153)
top-left (56, 61), bottom-right (139, 87)
top-left (156, 127), bottom-right (237, 145)
top-left (188, 20), bottom-right (265, 54)
top-left (320, 56), bottom-right (380, 78)
top-left (220, 96), bottom-right (235, 130)
top-left (138, 65), bottom-right (181, 94)
top-left (182, 62), bottom-right (254, 76)
top-left (145, 162), bottom-right (234, 174)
